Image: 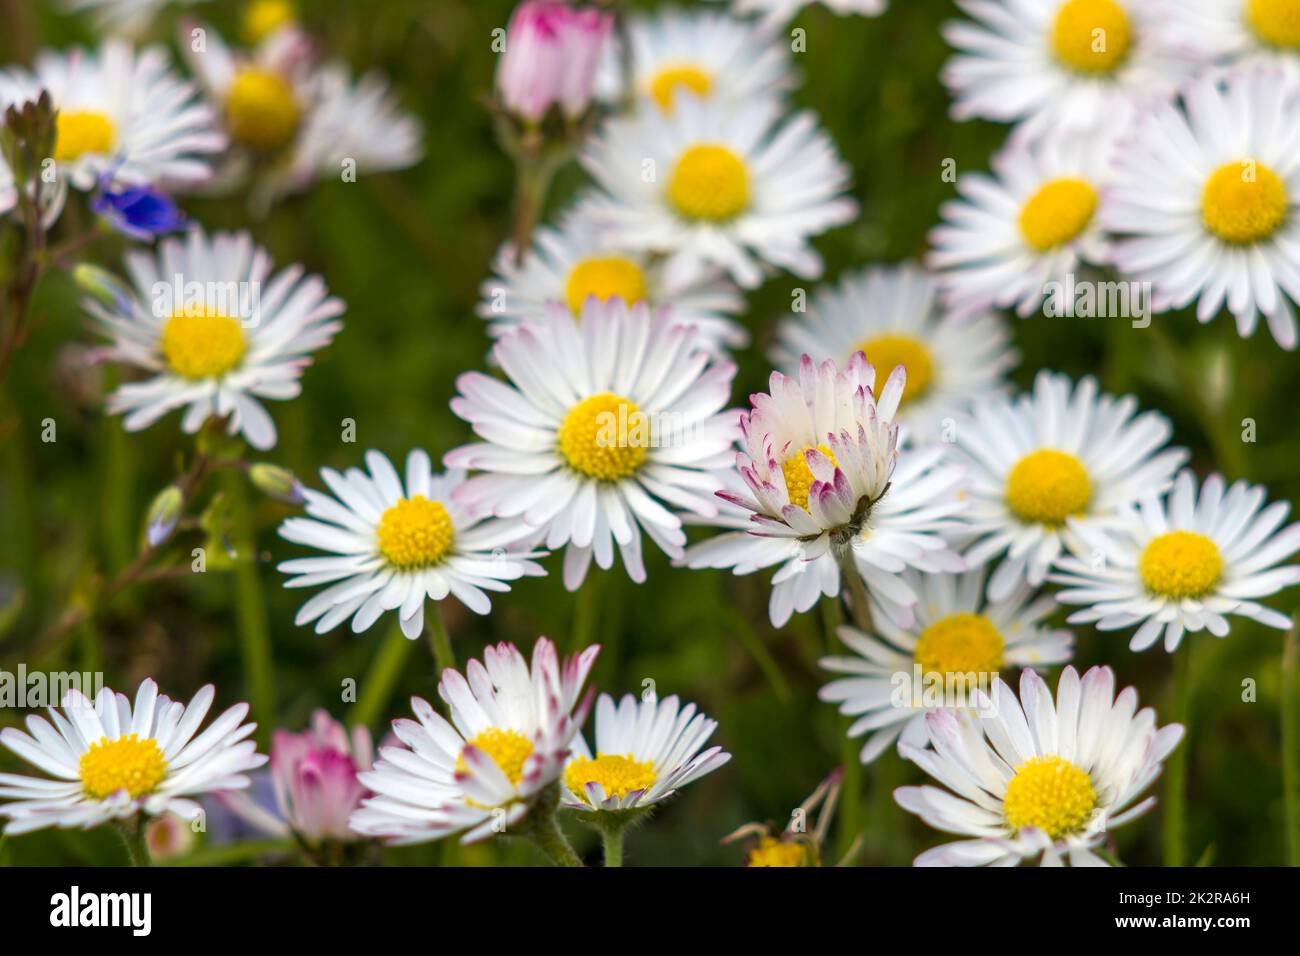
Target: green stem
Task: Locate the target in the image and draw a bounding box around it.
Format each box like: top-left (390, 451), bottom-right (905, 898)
top-left (521, 784), bottom-right (583, 867)
top-left (425, 602), bottom-right (455, 677)
top-left (601, 825), bottom-right (626, 868)
top-left (840, 557), bottom-right (874, 634)
top-left (1163, 641), bottom-right (1194, 866)
top-left (348, 617), bottom-right (416, 729)
top-left (509, 145), bottom-right (559, 265)
top-left (1283, 620), bottom-right (1299, 866)
top-left (115, 818), bottom-right (150, 867)
top-left (224, 472), bottom-right (276, 740)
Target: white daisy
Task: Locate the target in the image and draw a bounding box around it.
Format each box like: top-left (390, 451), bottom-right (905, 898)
top-left (710, 0), bottom-right (888, 31)
top-left (0, 679), bottom-right (266, 835)
top-left (446, 298), bottom-right (739, 590)
top-left (895, 665), bottom-right (1184, 866)
top-left (87, 226), bottom-right (344, 450)
top-left (770, 263), bottom-right (1018, 441)
top-left (350, 638), bottom-right (599, 845)
top-left (1052, 469), bottom-right (1300, 652)
top-left (1105, 66), bottom-right (1300, 349)
top-left (278, 449), bottom-right (545, 638)
top-left (1155, 0), bottom-right (1300, 77)
top-left (61, 0), bottom-right (205, 35)
top-left (952, 370), bottom-right (1188, 601)
top-left (928, 131), bottom-right (1115, 320)
top-left (577, 92), bottom-right (857, 289)
top-left (477, 209), bottom-right (747, 356)
top-left (560, 693), bottom-right (731, 812)
top-left (820, 568), bottom-right (1074, 764)
top-left (942, 0), bottom-right (1196, 142)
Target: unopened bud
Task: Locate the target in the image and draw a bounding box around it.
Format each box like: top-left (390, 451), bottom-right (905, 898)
top-left (73, 263), bottom-right (132, 312)
top-left (250, 463), bottom-right (305, 505)
top-left (144, 485), bottom-right (184, 548)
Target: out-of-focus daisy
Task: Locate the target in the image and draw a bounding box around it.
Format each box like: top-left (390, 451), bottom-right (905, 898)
top-left (1052, 470), bottom-right (1300, 652)
top-left (1156, 0), bottom-right (1300, 76)
top-left (771, 263), bottom-right (1018, 441)
top-left (952, 371), bottom-right (1188, 600)
top-left (711, 0), bottom-right (888, 31)
top-left (820, 568), bottom-right (1074, 764)
top-left (278, 449), bottom-right (544, 638)
top-left (722, 768), bottom-right (853, 866)
top-left (0, 40), bottom-right (224, 193)
top-left (446, 299), bottom-right (739, 590)
top-left (895, 666), bottom-right (1184, 866)
top-left (943, 0), bottom-right (1195, 142)
top-left (929, 132), bottom-right (1114, 320)
top-left (578, 92), bottom-right (856, 289)
top-left (350, 638), bottom-right (599, 845)
top-left (0, 679), bottom-right (265, 835)
top-left (1105, 67), bottom-right (1300, 349)
top-left (478, 211), bottom-right (747, 355)
top-left (86, 226), bottom-right (344, 450)
top-left (0, 153), bottom-right (14, 217)
top-left (596, 7), bottom-right (795, 112)
top-left (61, 0), bottom-right (205, 36)
top-left (561, 693), bottom-right (730, 812)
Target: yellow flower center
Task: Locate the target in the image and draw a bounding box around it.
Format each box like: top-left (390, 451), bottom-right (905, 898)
top-left (1051, 0), bottom-right (1132, 73)
top-left (1005, 449), bottom-right (1092, 526)
top-left (1139, 530), bottom-right (1223, 599)
top-left (564, 256), bottom-right (649, 316)
top-left (565, 753), bottom-right (658, 803)
top-left (227, 68), bottom-right (300, 152)
top-left (856, 333), bottom-right (934, 404)
top-left (648, 64), bottom-right (713, 113)
top-left (668, 144), bottom-right (750, 222)
top-left (1201, 160), bottom-right (1288, 244)
top-left (781, 443), bottom-right (837, 512)
top-left (375, 495), bottom-right (454, 569)
top-left (1003, 755), bottom-right (1097, 839)
top-left (913, 612), bottom-right (1005, 678)
top-left (160, 307), bottom-right (248, 380)
top-left (1018, 177), bottom-right (1099, 252)
top-left (456, 727), bottom-right (534, 789)
top-left (54, 111), bottom-right (116, 163)
top-left (79, 734), bottom-right (168, 800)
top-left (244, 0), bottom-right (296, 44)
top-left (558, 392), bottom-right (649, 481)
top-left (1248, 0), bottom-right (1300, 47)
top-left (747, 836), bottom-right (811, 867)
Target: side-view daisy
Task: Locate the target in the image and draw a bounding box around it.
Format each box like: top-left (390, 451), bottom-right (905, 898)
top-left (895, 665), bottom-right (1184, 866)
top-left (820, 568), bottom-right (1074, 764)
top-left (952, 370), bottom-right (1188, 600)
top-left (1052, 469), bottom-right (1300, 652)
top-left (446, 298), bottom-right (739, 590)
top-left (278, 449), bottom-right (545, 638)
top-left (0, 679), bottom-right (265, 835)
top-left (86, 226), bottom-right (344, 449)
top-left (350, 638), bottom-right (599, 845)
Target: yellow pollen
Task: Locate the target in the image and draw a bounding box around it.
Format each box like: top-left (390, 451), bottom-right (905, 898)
top-left (747, 836), bottom-right (811, 867)
top-left (564, 256), bottom-right (649, 316)
top-left (227, 68), bottom-right (300, 152)
top-left (1248, 0), bottom-right (1300, 48)
top-left (913, 612), bottom-right (1005, 678)
top-left (649, 65), bottom-right (713, 113)
top-left (1003, 755), bottom-right (1097, 839)
top-left (375, 495), bottom-right (454, 569)
top-left (457, 727), bottom-right (534, 790)
top-left (1201, 160), bottom-right (1288, 244)
top-left (565, 753), bottom-right (657, 803)
top-left (857, 333), bottom-right (934, 404)
top-left (160, 307), bottom-right (247, 380)
top-left (243, 0), bottom-right (296, 44)
top-left (1051, 0), bottom-right (1132, 73)
top-left (781, 443), bottom-right (837, 512)
top-left (558, 392), bottom-right (649, 481)
top-left (668, 144), bottom-right (750, 222)
top-left (79, 734), bottom-right (167, 800)
top-left (1018, 177), bottom-right (1099, 251)
top-left (1006, 449), bottom-right (1092, 526)
top-left (54, 111), bottom-right (116, 163)
top-left (1139, 530), bottom-right (1223, 599)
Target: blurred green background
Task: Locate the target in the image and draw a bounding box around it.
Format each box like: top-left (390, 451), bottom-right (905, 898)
top-left (0, 0), bottom-right (1296, 866)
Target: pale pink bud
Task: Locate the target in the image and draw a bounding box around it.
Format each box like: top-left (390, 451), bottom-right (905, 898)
top-left (270, 710), bottom-right (373, 842)
top-left (496, 1), bottom-right (612, 122)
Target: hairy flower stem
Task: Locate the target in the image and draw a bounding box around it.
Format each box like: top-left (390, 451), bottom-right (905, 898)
top-left (115, 818), bottom-right (150, 867)
top-left (521, 784), bottom-right (583, 867)
top-left (425, 602), bottom-right (456, 676)
top-left (1162, 641), bottom-right (1194, 866)
top-left (601, 826), bottom-right (626, 867)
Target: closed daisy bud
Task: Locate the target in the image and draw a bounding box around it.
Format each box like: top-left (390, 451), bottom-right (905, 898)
top-left (496, 1), bottom-right (613, 124)
top-left (249, 462), bottom-right (304, 505)
top-left (144, 485), bottom-right (183, 548)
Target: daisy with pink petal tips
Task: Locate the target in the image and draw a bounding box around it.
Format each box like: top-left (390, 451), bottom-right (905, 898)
top-left (495, 0), bottom-right (613, 124)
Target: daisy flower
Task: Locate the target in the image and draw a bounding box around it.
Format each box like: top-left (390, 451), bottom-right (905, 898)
top-left (711, 0), bottom-right (888, 31)
top-left (770, 263), bottom-right (1018, 441)
top-left (349, 638), bottom-right (599, 845)
top-left (86, 226), bottom-right (344, 450)
top-left (1105, 67), bottom-right (1300, 349)
top-left (561, 693), bottom-right (730, 812)
top-left (446, 299), bottom-right (739, 590)
top-left (928, 132), bottom-right (1115, 320)
top-left (942, 0), bottom-right (1196, 142)
top-left (895, 665), bottom-right (1184, 866)
top-left (478, 210), bottom-right (747, 355)
top-left (820, 568), bottom-right (1074, 764)
top-left (577, 92), bottom-right (856, 289)
top-left (0, 679), bottom-right (265, 835)
top-left (61, 0), bottom-right (205, 34)
top-left (278, 449), bottom-right (545, 638)
top-left (1156, 0), bottom-right (1300, 76)
top-left (1052, 469), bottom-right (1300, 652)
top-left (952, 370), bottom-right (1188, 601)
